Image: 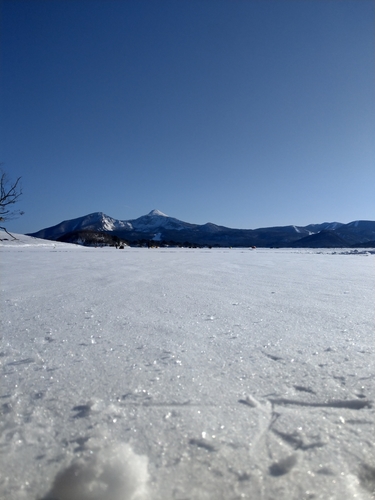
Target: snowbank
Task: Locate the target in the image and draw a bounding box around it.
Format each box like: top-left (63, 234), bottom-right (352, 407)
top-left (0, 232), bottom-right (82, 249)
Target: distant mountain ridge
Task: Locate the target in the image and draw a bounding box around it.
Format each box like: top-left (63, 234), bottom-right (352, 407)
top-left (28, 210), bottom-right (375, 248)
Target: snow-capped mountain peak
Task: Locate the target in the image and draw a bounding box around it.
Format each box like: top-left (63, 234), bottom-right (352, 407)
top-left (148, 209), bottom-right (168, 217)
top-left (130, 210), bottom-right (193, 231)
top-left (91, 213), bottom-right (132, 232)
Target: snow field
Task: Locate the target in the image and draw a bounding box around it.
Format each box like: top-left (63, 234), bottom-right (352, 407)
top-left (0, 240), bottom-right (374, 499)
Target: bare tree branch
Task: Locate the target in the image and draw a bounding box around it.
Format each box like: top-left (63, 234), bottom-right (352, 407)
top-left (0, 171), bottom-right (23, 221)
top-left (0, 225), bottom-right (18, 240)
top-left (0, 168), bottom-right (24, 239)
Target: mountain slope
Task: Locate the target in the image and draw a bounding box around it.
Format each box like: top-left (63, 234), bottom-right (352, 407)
top-left (335, 220), bottom-right (375, 245)
top-left (290, 230), bottom-right (349, 248)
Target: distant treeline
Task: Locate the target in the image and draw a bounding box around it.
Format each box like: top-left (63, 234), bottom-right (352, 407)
top-left (57, 230), bottom-right (222, 248)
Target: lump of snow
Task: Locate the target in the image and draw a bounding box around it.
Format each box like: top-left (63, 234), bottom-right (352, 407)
top-left (43, 443), bottom-right (149, 500)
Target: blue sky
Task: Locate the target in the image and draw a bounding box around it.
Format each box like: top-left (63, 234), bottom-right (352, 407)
top-left (1, 0), bottom-right (374, 234)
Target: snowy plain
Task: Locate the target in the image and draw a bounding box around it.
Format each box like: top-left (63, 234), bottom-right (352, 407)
top-left (1, 235), bottom-right (374, 500)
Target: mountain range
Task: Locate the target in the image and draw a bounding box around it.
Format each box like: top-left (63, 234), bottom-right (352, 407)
top-left (29, 210), bottom-right (375, 248)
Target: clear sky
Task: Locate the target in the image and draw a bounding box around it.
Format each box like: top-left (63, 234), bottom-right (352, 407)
top-left (1, 0), bottom-right (374, 234)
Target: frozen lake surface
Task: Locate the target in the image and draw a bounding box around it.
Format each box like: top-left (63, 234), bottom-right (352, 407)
top-left (1, 236), bottom-right (374, 499)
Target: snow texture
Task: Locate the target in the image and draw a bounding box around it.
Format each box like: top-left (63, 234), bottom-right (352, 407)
top-left (1, 235), bottom-right (374, 500)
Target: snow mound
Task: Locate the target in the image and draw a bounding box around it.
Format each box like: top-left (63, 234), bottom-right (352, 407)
top-left (0, 232), bottom-right (80, 248)
top-left (44, 443), bottom-right (149, 500)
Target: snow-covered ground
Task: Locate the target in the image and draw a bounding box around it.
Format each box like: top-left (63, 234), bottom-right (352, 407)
top-left (1, 235), bottom-right (374, 500)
